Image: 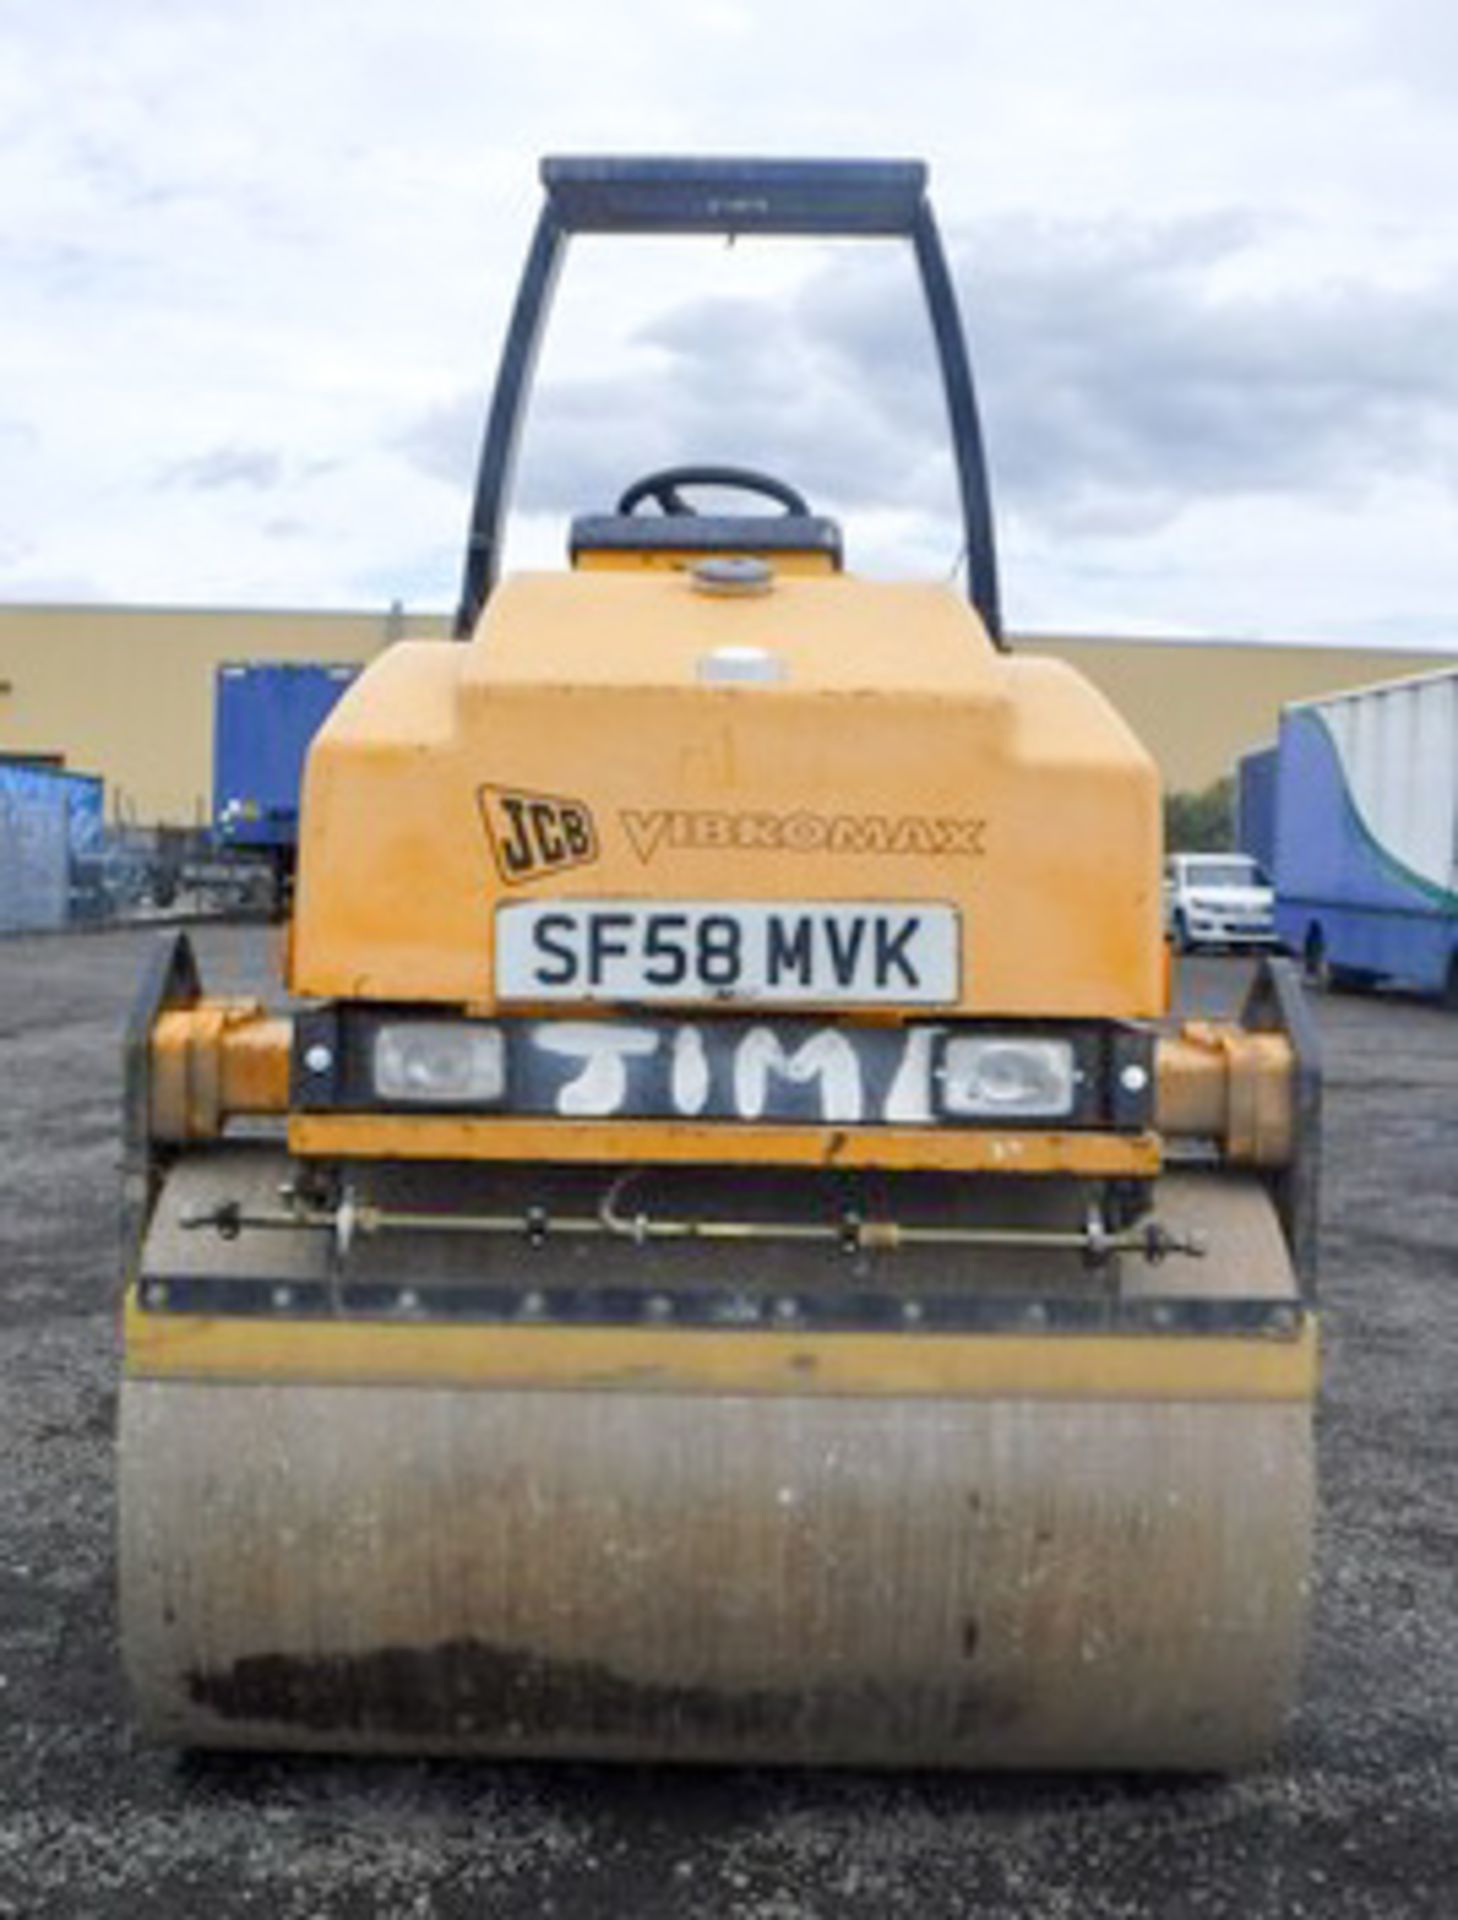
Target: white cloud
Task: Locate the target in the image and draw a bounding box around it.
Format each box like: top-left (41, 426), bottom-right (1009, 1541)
top-left (0, 0), bottom-right (1456, 642)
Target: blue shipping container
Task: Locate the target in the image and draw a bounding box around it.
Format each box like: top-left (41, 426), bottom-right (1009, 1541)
top-left (1273, 669), bottom-right (1458, 1001)
top-left (214, 663), bottom-right (360, 850)
top-left (1235, 745), bottom-right (1278, 877)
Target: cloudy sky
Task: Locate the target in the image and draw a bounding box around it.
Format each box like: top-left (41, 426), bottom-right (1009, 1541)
top-left (3, 0), bottom-right (1457, 643)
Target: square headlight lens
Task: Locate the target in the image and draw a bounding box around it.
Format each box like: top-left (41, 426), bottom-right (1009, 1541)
top-left (937, 1036), bottom-right (1076, 1119)
top-left (373, 1023), bottom-right (506, 1105)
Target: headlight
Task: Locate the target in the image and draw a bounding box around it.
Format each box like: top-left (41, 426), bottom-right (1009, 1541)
top-left (372, 1023), bottom-right (506, 1104)
top-left (936, 1036), bottom-right (1076, 1119)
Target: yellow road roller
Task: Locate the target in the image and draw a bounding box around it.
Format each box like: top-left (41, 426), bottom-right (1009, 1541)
top-left (118, 158), bottom-right (1321, 1768)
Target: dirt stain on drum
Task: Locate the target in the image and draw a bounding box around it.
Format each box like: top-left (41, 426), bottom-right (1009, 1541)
top-left (185, 1637), bottom-right (1025, 1755)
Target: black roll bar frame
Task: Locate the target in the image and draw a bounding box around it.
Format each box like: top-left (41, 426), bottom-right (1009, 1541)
top-left (453, 157), bottom-right (1003, 644)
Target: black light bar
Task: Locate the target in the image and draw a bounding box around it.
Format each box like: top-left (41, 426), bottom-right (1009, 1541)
top-left (540, 156), bottom-right (928, 237)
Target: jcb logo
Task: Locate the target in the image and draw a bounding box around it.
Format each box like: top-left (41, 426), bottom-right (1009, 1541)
top-left (480, 786), bottom-right (599, 886)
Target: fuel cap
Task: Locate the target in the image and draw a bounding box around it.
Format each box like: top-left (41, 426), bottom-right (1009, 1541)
top-left (691, 556), bottom-right (774, 595)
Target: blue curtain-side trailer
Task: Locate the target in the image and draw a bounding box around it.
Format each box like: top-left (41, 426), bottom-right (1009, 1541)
top-left (1274, 667), bottom-right (1458, 1003)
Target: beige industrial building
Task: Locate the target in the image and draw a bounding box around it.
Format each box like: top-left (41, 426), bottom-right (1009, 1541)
top-left (1, 599), bottom-right (1453, 824)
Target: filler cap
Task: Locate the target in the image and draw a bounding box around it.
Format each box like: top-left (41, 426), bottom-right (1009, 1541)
top-left (691, 556), bottom-right (775, 596)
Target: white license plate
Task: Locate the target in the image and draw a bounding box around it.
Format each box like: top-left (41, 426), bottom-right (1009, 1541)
top-left (495, 901), bottom-right (960, 1004)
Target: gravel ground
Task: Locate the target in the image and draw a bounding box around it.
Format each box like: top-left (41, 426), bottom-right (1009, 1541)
top-left (1, 925), bottom-right (1454, 1918)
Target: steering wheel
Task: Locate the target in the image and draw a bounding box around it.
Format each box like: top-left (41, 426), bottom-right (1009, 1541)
top-left (615, 464), bottom-right (812, 518)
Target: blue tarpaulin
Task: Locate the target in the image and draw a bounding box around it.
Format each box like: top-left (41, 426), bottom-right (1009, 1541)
top-left (0, 763), bottom-right (105, 933)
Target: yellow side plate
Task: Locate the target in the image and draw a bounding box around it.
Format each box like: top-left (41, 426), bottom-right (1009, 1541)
top-left (123, 1287), bottom-right (1317, 1404)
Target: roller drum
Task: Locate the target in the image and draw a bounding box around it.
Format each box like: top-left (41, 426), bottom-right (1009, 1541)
top-left (120, 1165), bottom-right (1314, 1770)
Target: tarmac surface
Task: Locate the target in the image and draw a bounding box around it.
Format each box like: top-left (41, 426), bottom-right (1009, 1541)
top-left (1, 924), bottom-right (1454, 1918)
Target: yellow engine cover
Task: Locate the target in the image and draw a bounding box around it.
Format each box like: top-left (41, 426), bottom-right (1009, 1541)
top-left (290, 570), bottom-right (1163, 1017)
